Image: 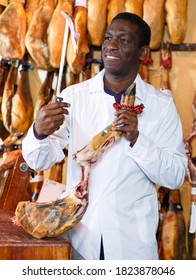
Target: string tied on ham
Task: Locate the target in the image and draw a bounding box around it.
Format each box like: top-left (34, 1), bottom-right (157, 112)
top-left (160, 42), bottom-right (172, 69)
top-left (113, 103), bottom-right (144, 114)
top-left (141, 52), bottom-right (153, 66)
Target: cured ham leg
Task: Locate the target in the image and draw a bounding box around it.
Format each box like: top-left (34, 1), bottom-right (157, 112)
top-left (87, 0), bottom-right (109, 46)
top-left (107, 0), bottom-right (125, 26)
top-left (14, 165), bottom-right (90, 238)
top-left (2, 62), bottom-right (34, 135)
top-left (165, 0), bottom-right (188, 44)
top-left (161, 189), bottom-right (188, 260)
top-left (157, 186), bottom-right (169, 259)
top-left (1, 64), bottom-right (18, 132)
top-left (66, 1), bottom-right (90, 74)
top-left (143, 0), bottom-right (166, 50)
top-left (25, 0), bottom-right (56, 70)
top-left (14, 84), bottom-right (144, 238)
top-left (0, 1), bottom-right (27, 60)
top-left (125, 0), bottom-right (144, 18)
top-left (33, 70), bottom-right (55, 120)
top-left (25, 0), bottom-right (39, 27)
top-left (47, 0), bottom-right (74, 68)
top-left (0, 61), bottom-right (10, 140)
top-left (9, 64), bottom-right (33, 134)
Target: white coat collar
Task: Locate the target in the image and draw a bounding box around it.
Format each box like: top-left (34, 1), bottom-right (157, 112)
top-left (90, 69), bottom-right (148, 103)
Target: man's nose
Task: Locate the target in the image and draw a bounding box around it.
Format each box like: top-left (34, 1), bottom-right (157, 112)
top-left (107, 38), bottom-right (119, 49)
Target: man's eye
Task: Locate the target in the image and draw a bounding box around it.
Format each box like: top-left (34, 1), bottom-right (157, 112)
top-left (104, 36), bottom-right (111, 41)
top-left (120, 38), bottom-right (129, 44)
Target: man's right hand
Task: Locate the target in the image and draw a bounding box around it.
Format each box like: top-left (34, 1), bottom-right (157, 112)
top-left (34, 102), bottom-right (70, 137)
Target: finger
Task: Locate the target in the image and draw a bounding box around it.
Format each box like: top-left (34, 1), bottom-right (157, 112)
top-left (43, 102), bottom-right (70, 112)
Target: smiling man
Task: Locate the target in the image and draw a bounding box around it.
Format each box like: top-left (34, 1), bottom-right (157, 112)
top-left (22, 12), bottom-right (187, 260)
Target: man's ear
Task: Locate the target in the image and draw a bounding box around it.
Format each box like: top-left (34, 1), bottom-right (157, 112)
top-left (139, 46), bottom-right (150, 61)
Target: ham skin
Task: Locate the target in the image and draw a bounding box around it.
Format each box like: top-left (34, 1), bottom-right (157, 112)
top-left (0, 2), bottom-right (27, 60)
top-left (66, 4), bottom-right (90, 74)
top-left (47, 0), bottom-right (74, 68)
top-left (25, 0), bottom-right (56, 70)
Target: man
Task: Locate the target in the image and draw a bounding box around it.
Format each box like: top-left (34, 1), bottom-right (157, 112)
top-left (22, 13), bottom-right (187, 260)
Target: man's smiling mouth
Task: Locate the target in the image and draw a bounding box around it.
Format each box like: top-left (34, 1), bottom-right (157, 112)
top-left (105, 55), bottom-right (119, 60)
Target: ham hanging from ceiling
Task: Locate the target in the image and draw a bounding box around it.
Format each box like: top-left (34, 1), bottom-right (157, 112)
top-left (124, 0), bottom-right (144, 18)
top-left (66, 0), bottom-right (90, 74)
top-left (161, 189), bottom-right (188, 260)
top-left (156, 186), bottom-right (169, 259)
top-left (25, 0), bottom-right (40, 27)
top-left (143, 0), bottom-right (166, 50)
top-left (87, 0), bottom-right (109, 46)
top-left (0, 1), bottom-right (27, 60)
top-left (1, 64), bottom-right (18, 132)
top-left (0, 61), bottom-right (10, 140)
top-left (33, 70), bottom-right (55, 120)
top-left (1, 62), bottom-right (33, 135)
top-left (47, 0), bottom-right (74, 69)
top-left (107, 0), bottom-right (125, 26)
top-left (165, 0), bottom-right (188, 44)
top-left (25, 0), bottom-right (56, 70)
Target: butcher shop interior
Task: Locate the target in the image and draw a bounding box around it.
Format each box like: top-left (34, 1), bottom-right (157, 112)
top-left (0, 0), bottom-right (195, 261)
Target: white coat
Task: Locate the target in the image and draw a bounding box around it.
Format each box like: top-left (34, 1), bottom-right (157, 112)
top-left (22, 69), bottom-right (187, 260)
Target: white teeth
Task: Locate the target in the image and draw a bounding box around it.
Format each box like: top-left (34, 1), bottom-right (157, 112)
top-left (106, 55), bottom-right (119, 59)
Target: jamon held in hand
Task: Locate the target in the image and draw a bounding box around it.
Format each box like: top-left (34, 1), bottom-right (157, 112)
top-left (14, 83), bottom-right (144, 238)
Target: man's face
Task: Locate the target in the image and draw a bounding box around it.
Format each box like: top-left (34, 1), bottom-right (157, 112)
top-left (102, 19), bottom-right (142, 77)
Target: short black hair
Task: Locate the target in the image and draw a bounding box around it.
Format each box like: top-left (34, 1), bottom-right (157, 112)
top-left (111, 12), bottom-right (151, 47)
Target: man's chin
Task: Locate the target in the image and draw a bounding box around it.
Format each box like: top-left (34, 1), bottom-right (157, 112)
top-left (104, 67), bottom-right (122, 76)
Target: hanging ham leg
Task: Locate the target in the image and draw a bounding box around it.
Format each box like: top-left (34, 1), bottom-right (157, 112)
top-left (125, 0), bottom-right (144, 18)
top-left (0, 1), bottom-right (26, 60)
top-left (33, 70), bottom-right (55, 120)
top-left (107, 0), bottom-right (125, 26)
top-left (143, 0), bottom-right (166, 50)
top-left (1, 64), bottom-right (18, 132)
top-left (25, 0), bottom-right (39, 27)
top-left (161, 189), bottom-right (188, 260)
top-left (47, 0), bottom-right (74, 68)
top-left (9, 64), bottom-right (33, 135)
top-left (25, 0), bottom-right (56, 70)
top-left (0, 61), bottom-right (10, 140)
top-left (66, 1), bottom-right (90, 74)
top-left (87, 0), bottom-right (109, 46)
top-left (0, 61), bottom-right (24, 148)
top-left (157, 186), bottom-right (169, 259)
top-left (165, 0), bottom-right (188, 44)
top-left (2, 61), bottom-right (33, 135)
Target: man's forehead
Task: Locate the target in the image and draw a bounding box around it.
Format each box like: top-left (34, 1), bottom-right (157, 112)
top-left (107, 20), bottom-right (137, 34)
